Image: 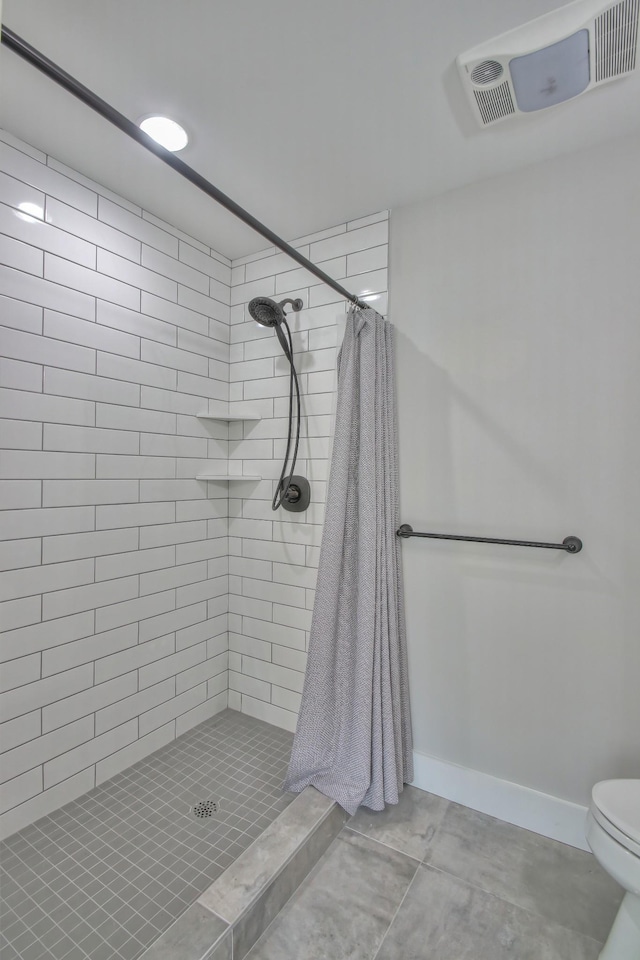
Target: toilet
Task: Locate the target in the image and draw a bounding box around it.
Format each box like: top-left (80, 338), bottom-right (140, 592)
top-left (586, 779), bottom-right (640, 959)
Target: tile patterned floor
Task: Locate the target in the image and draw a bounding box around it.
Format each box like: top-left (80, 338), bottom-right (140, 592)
top-left (0, 710), bottom-right (293, 960)
top-left (246, 786), bottom-right (624, 960)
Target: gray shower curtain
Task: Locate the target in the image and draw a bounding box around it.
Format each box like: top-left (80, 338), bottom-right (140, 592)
top-left (284, 306), bottom-right (413, 815)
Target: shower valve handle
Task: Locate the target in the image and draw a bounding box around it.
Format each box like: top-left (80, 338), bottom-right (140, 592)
top-left (284, 484), bottom-right (301, 503)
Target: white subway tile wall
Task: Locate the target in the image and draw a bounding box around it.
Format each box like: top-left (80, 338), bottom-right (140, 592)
top-left (0, 127), bottom-right (389, 839)
top-left (0, 131), bottom-right (231, 840)
top-left (227, 213), bottom-right (388, 733)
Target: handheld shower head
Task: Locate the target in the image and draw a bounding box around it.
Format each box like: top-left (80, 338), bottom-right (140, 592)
top-left (244, 294), bottom-right (308, 512)
top-left (248, 297), bottom-right (303, 327)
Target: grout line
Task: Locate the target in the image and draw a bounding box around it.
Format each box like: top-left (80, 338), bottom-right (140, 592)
top-left (370, 859), bottom-right (421, 960)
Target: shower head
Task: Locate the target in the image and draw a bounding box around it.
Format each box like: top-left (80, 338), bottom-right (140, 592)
top-left (245, 294), bottom-right (307, 513)
top-left (248, 297), bottom-right (303, 327)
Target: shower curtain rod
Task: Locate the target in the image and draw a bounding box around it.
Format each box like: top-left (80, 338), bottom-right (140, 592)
top-left (1, 25), bottom-right (369, 310)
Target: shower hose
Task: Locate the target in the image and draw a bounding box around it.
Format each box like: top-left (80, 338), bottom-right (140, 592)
top-left (272, 318), bottom-right (301, 511)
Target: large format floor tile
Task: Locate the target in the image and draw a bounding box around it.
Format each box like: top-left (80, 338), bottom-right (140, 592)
top-left (246, 829), bottom-right (419, 960)
top-left (246, 786), bottom-right (622, 960)
top-left (374, 864), bottom-right (603, 960)
top-left (348, 784), bottom-right (449, 860)
top-left (423, 801), bottom-right (623, 943)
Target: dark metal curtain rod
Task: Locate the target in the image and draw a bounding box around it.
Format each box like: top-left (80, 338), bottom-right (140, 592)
top-left (0, 25), bottom-right (369, 310)
top-left (396, 524), bottom-right (583, 554)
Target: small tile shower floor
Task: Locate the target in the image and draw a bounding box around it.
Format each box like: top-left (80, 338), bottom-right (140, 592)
top-left (247, 786), bottom-right (624, 960)
top-left (0, 710), bottom-right (293, 960)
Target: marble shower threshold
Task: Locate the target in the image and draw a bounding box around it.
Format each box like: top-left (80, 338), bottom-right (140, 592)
top-left (141, 786), bottom-right (347, 960)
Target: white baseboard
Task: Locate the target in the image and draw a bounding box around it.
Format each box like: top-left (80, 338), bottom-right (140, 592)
top-left (412, 749), bottom-right (589, 851)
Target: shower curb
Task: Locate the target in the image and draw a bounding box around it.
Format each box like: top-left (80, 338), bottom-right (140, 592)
top-left (141, 787), bottom-right (346, 960)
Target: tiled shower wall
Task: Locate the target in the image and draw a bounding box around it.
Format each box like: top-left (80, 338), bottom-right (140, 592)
top-left (0, 130), bottom-right (232, 839)
top-left (0, 126), bottom-right (389, 838)
top-left (226, 214), bottom-right (389, 731)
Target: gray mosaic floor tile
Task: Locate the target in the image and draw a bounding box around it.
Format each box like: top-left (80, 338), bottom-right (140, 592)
top-left (140, 903), bottom-right (228, 960)
top-left (0, 710), bottom-right (293, 960)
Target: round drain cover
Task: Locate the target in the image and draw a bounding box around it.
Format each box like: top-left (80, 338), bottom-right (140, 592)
top-left (192, 800), bottom-right (218, 818)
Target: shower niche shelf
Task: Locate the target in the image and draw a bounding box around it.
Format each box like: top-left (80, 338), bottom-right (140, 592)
top-left (197, 411), bottom-right (262, 422)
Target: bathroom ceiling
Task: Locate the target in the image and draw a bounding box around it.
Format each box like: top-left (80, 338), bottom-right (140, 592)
top-left (1, 0), bottom-right (639, 259)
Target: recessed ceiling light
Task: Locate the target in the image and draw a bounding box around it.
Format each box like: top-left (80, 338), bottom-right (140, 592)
top-left (138, 116), bottom-right (188, 152)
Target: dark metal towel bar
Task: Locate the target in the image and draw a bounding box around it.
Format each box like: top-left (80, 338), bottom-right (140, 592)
top-left (396, 525), bottom-right (583, 554)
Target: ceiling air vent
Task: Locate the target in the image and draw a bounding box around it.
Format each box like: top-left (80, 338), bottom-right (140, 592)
top-left (474, 82), bottom-right (515, 123)
top-left (470, 60), bottom-right (504, 84)
top-left (594, 0), bottom-right (639, 80)
top-left (457, 0), bottom-right (640, 127)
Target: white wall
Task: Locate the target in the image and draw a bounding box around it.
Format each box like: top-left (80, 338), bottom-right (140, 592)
top-left (0, 130), bottom-right (231, 839)
top-left (390, 134), bottom-right (640, 810)
top-left (226, 215), bottom-right (389, 731)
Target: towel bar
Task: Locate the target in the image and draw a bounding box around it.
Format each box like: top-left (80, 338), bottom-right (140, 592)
top-left (396, 525), bottom-right (582, 553)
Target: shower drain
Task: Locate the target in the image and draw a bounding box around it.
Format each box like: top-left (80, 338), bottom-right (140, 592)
top-left (191, 800), bottom-right (218, 819)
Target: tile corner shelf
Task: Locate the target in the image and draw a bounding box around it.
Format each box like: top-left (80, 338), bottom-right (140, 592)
top-left (197, 412), bottom-right (262, 422)
top-left (196, 474), bottom-right (262, 481)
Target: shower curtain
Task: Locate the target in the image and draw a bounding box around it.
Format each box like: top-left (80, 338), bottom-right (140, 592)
top-left (284, 307), bottom-right (413, 815)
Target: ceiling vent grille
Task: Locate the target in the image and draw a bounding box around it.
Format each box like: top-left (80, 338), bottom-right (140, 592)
top-left (473, 82), bottom-right (516, 123)
top-left (471, 60), bottom-right (504, 84)
top-left (457, 0), bottom-right (640, 127)
top-left (594, 0), bottom-right (639, 79)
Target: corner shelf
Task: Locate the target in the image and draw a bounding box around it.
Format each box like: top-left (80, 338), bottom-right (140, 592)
top-left (197, 412), bottom-right (262, 422)
top-left (196, 412), bottom-right (262, 485)
top-left (196, 474), bottom-right (262, 481)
